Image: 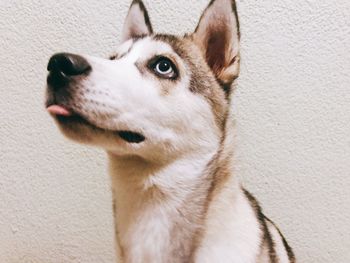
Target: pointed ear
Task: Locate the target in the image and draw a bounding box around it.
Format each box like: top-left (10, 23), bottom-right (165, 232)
top-left (121, 0), bottom-right (153, 42)
top-left (193, 0), bottom-right (240, 88)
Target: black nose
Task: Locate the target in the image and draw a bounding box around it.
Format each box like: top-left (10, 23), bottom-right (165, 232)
top-left (47, 53), bottom-right (91, 87)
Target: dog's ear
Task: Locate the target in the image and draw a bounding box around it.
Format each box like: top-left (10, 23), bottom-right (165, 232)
top-left (193, 0), bottom-right (240, 88)
top-left (121, 0), bottom-right (153, 42)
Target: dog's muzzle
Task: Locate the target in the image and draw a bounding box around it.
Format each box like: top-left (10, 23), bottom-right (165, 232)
top-left (46, 53), bottom-right (146, 144)
top-left (46, 52), bottom-right (92, 118)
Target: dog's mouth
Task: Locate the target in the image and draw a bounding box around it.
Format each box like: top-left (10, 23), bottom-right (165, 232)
top-left (47, 105), bottom-right (146, 144)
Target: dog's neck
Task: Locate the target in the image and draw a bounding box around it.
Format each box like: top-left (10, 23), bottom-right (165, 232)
top-left (108, 144), bottom-right (232, 262)
top-left (108, 112), bottom-right (237, 263)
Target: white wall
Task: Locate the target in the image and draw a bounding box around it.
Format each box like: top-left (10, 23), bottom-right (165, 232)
top-left (0, 0), bottom-right (349, 262)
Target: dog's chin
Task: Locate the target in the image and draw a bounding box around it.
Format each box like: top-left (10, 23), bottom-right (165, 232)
top-left (48, 106), bottom-right (146, 145)
top-left (54, 115), bottom-right (103, 144)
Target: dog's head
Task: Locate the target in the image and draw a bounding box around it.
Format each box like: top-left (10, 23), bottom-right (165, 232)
top-left (46, 0), bottom-right (240, 162)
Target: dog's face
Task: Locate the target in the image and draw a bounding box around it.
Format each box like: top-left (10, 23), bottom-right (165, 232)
top-left (46, 0), bottom-right (240, 162)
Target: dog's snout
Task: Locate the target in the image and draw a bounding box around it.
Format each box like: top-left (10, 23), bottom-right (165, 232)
top-left (47, 53), bottom-right (91, 87)
top-left (48, 53), bottom-right (91, 76)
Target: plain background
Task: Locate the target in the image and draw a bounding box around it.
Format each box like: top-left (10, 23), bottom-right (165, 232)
top-left (1, 0), bottom-right (349, 262)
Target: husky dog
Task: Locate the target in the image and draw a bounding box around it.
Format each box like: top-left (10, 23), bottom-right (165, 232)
top-left (46, 0), bottom-right (296, 262)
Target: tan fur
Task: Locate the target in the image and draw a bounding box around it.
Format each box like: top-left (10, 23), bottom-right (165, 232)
top-left (154, 34), bottom-right (229, 130)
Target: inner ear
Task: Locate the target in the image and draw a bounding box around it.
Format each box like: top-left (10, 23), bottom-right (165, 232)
top-left (122, 0), bottom-right (153, 42)
top-left (206, 25), bottom-right (231, 75)
top-left (193, 0), bottom-right (240, 87)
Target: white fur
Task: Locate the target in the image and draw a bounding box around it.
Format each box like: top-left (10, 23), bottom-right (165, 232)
top-left (49, 1), bottom-right (295, 262)
top-left (76, 38), bottom-right (220, 162)
top-left (110, 151), bottom-right (219, 263)
top-left (195, 189), bottom-right (261, 263)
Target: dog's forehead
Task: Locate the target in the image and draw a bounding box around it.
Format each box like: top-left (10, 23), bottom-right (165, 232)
top-left (118, 36), bottom-right (178, 62)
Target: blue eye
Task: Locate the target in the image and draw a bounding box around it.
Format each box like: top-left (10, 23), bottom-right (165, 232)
top-left (156, 60), bottom-right (172, 74)
top-left (151, 57), bottom-right (178, 79)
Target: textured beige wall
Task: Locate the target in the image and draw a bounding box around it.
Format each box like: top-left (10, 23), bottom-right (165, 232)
top-left (1, 0), bottom-right (349, 262)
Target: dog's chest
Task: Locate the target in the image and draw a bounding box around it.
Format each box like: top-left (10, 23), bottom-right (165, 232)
top-left (120, 207), bottom-right (171, 263)
top-left (115, 185), bottom-right (206, 263)
top-left (117, 201), bottom-right (196, 263)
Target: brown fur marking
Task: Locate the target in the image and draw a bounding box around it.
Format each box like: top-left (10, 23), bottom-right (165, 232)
top-left (153, 34), bottom-right (228, 130)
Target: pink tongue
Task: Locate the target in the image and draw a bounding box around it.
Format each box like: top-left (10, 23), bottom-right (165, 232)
top-left (47, 105), bottom-right (72, 117)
